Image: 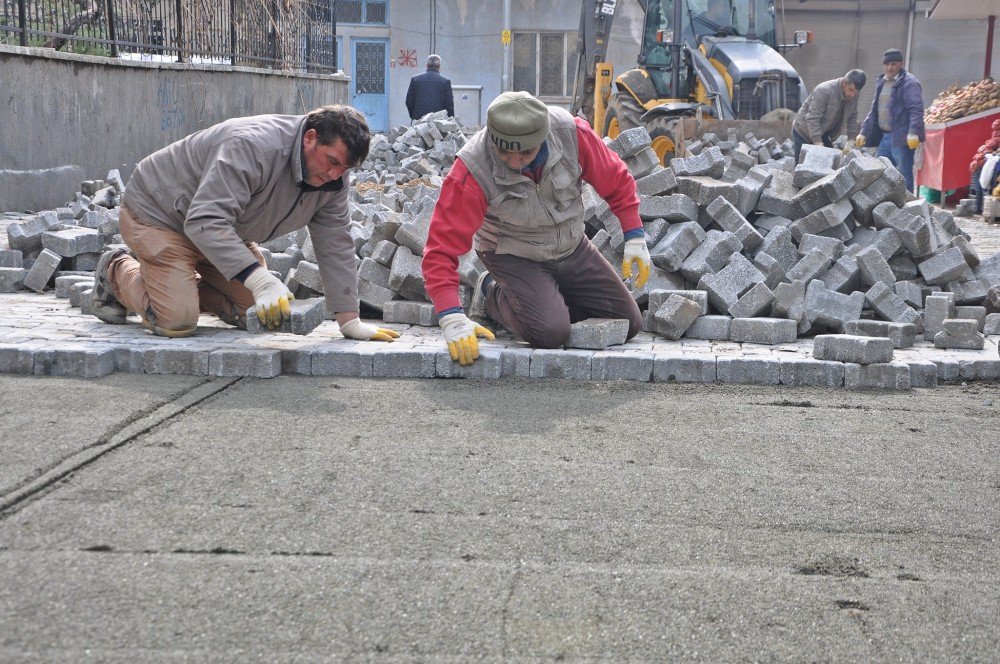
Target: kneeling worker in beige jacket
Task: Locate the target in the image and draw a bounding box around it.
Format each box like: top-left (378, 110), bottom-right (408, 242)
top-left (91, 105), bottom-right (399, 342)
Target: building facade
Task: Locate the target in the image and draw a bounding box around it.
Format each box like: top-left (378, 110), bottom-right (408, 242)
top-left (330, 0), bottom-right (1000, 133)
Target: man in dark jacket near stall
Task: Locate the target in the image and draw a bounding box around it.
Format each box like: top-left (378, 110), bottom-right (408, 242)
top-left (858, 48), bottom-right (925, 192)
top-left (405, 54), bottom-right (455, 122)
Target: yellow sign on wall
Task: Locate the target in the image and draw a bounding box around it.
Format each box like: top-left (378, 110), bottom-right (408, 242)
top-left (501, 30), bottom-right (511, 45)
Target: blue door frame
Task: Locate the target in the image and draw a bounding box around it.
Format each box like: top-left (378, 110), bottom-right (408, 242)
top-left (351, 38), bottom-right (389, 133)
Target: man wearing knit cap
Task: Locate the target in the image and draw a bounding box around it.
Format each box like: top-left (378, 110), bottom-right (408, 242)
top-left (422, 91), bottom-right (649, 365)
top-left (858, 48), bottom-right (925, 191)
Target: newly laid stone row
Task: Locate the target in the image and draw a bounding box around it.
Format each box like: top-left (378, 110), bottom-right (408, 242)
top-left (0, 338), bottom-right (964, 389)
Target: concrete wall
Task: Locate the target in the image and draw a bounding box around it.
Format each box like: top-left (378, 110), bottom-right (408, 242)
top-left (0, 45), bottom-right (349, 212)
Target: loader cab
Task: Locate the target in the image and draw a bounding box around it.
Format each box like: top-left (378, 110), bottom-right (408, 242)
top-left (680, 0), bottom-right (777, 49)
top-left (638, 0), bottom-right (779, 100)
top-left (637, 0), bottom-right (689, 99)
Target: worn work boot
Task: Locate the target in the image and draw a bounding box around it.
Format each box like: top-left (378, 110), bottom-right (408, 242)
top-left (217, 307), bottom-right (248, 330)
top-left (91, 249), bottom-right (128, 324)
top-left (468, 271), bottom-right (494, 323)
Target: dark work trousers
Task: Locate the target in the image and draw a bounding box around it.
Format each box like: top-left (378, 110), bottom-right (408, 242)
top-left (792, 129), bottom-right (833, 163)
top-left (478, 236), bottom-right (643, 349)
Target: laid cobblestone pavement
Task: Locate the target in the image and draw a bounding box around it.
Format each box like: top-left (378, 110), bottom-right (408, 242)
top-left (2, 211), bottom-right (999, 389)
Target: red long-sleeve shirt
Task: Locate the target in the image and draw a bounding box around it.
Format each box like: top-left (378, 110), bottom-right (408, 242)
top-left (422, 117), bottom-right (642, 313)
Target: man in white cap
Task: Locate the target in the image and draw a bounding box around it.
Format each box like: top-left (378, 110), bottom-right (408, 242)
top-left (422, 90), bottom-right (650, 365)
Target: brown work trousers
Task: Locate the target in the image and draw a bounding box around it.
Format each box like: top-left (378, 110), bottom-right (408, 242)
top-left (108, 204), bottom-right (265, 335)
top-left (478, 236), bottom-right (642, 349)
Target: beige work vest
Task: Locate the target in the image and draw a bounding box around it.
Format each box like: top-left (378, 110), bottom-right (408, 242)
top-left (458, 107), bottom-right (586, 262)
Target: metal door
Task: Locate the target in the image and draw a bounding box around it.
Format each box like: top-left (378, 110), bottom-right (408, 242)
top-left (351, 38), bottom-right (389, 133)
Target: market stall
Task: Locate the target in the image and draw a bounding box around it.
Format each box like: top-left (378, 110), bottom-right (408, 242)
top-left (916, 107), bottom-right (1000, 193)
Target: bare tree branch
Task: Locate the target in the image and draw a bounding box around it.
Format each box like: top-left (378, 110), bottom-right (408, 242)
top-left (44, 0), bottom-right (102, 50)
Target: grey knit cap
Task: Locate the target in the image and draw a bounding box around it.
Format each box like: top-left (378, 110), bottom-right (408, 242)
top-left (487, 91), bottom-right (550, 151)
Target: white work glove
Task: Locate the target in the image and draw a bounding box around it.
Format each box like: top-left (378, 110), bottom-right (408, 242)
top-left (855, 134), bottom-right (866, 148)
top-left (244, 267), bottom-right (294, 330)
top-left (907, 132), bottom-right (920, 150)
top-left (439, 312), bottom-right (495, 366)
top-left (843, 139), bottom-right (856, 155)
top-left (621, 237), bottom-right (651, 288)
top-left (339, 317), bottom-right (400, 342)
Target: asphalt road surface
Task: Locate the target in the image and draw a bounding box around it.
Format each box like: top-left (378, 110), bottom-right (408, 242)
top-left (1, 374), bottom-right (998, 662)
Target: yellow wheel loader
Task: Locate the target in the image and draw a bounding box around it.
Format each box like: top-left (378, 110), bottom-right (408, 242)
top-left (572, 0), bottom-right (813, 164)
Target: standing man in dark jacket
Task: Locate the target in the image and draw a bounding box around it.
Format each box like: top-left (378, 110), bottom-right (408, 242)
top-left (405, 54), bottom-right (455, 122)
top-left (858, 48), bottom-right (925, 192)
top-left (90, 105), bottom-right (400, 342)
top-left (792, 69), bottom-right (866, 160)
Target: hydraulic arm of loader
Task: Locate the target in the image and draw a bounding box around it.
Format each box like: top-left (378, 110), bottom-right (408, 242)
top-left (572, 0), bottom-right (645, 131)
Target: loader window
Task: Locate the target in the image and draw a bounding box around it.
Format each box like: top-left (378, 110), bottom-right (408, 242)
top-left (732, 0), bottom-right (776, 46)
top-left (683, 0), bottom-right (737, 47)
top-left (640, 0), bottom-right (688, 100)
top-left (642, 0), bottom-right (673, 68)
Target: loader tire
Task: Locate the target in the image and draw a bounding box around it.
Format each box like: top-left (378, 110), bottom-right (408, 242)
top-left (645, 115), bottom-right (680, 166)
top-left (603, 94), bottom-right (645, 140)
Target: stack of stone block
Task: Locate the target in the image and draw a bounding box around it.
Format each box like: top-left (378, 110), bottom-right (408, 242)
top-left (2, 169), bottom-right (124, 294)
top-left (9, 118), bottom-right (1000, 354)
top-left (595, 126), bottom-right (999, 348)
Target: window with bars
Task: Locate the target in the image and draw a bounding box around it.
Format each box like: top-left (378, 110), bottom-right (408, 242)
top-left (337, 0), bottom-right (388, 26)
top-left (512, 32), bottom-right (578, 100)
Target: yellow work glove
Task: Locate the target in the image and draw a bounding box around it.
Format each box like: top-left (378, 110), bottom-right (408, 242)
top-left (339, 317), bottom-right (400, 342)
top-left (439, 312), bottom-right (494, 365)
top-left (622, 237), bottom-right (651, 288)
top-left (855, 134), bottom-right (866, 148)
top-left (907, 133), bottom-right (920, 150)
top-left (244, 267), bottom-right (294, 330)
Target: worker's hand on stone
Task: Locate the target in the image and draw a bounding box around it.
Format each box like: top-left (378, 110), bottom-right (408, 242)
top-left (812, 140), bottom-right (824, 146)
top-left (439, 312), bottom-right (494, 366)
top-left (339, 316), bottom-right (400, 342)
top-left (907, 133), bottom-right (920, 150)
top-left (855, 134), bottom-right (866, 148)
top-left (244, 267), bottom-right (294, 330)
top-left (843, 139), bottom-right (856, 154)
top-left (622, 237), bottom-right (651, 289)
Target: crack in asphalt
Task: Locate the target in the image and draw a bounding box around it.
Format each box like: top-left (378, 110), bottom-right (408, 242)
top-left (0, 376), bottom-right (243, 517)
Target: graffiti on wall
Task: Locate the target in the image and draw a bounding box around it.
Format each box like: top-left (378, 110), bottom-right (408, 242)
top-left (157, 77), bottom-right (186, 132)
top-left (397, 49), bottom-right (417, 67)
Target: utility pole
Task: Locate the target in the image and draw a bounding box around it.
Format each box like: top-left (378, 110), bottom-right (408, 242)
top-left (502, 0), bottom-right (511, 92)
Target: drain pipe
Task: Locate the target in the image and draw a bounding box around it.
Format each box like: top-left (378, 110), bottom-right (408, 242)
top-left (904, 0), bottom-right (915, 70)
top-left (502, 0), bottom-right (511, 92)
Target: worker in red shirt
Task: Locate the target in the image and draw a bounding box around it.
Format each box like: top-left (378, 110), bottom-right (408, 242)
top-left (422, 91), bottom-right (649, 365)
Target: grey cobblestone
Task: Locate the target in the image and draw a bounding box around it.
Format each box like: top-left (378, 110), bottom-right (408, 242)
top-left (844, 361), bottom-right (911, 390)
top-left (0, 290), bottom-right (998, 390)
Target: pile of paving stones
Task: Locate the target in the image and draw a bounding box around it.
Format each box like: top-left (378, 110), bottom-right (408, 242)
top-left (3, 113), bottom-right (1000, 365)
top-left (599, 126), bottom-right (1000, 354)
